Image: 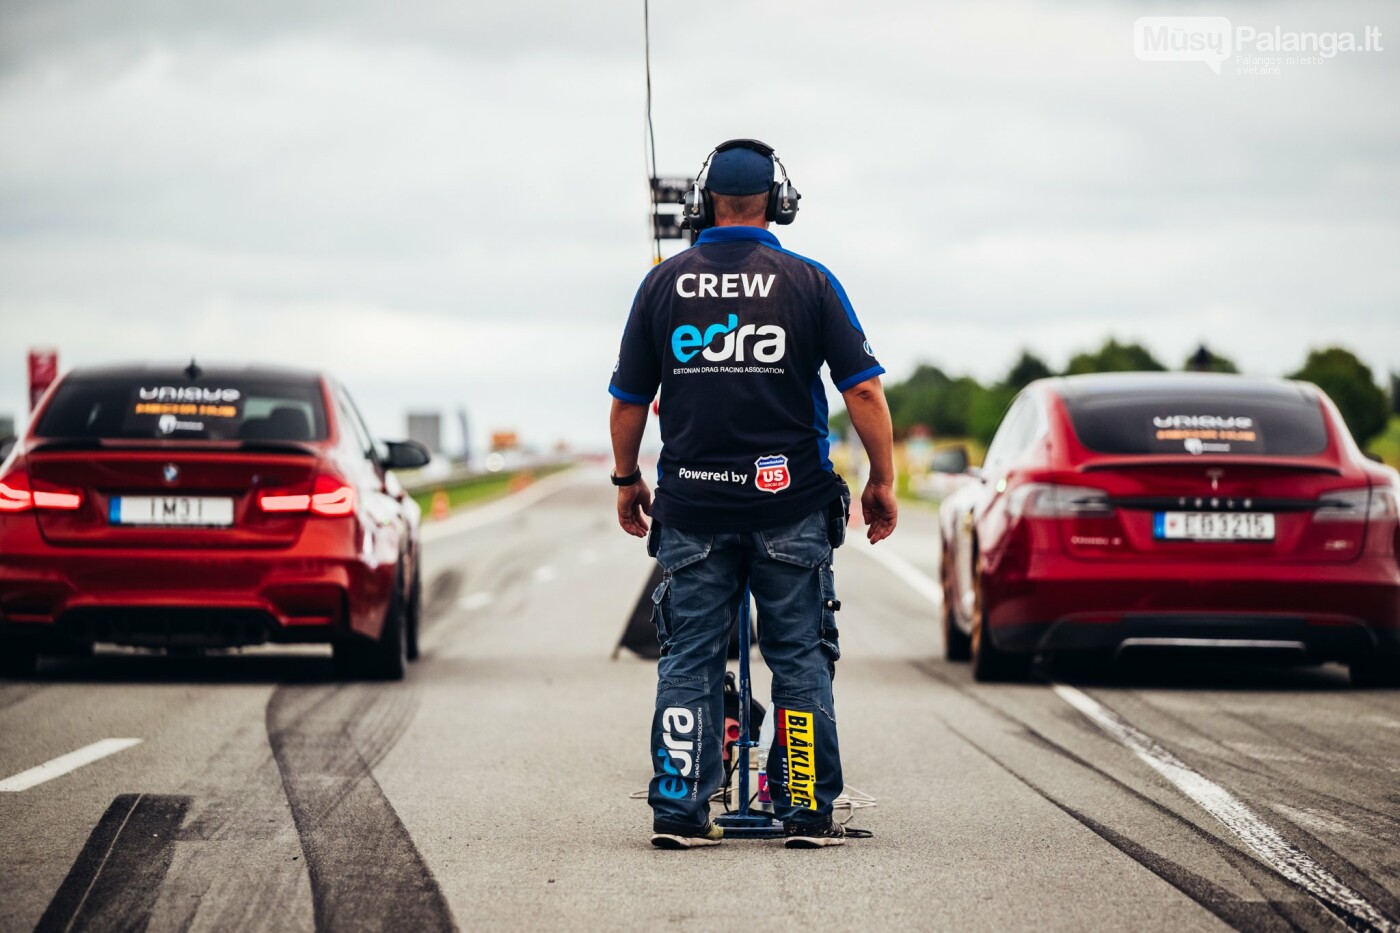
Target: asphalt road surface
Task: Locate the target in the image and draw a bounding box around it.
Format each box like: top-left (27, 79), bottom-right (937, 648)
top-left (2, 465), bottom-right (1398, 932)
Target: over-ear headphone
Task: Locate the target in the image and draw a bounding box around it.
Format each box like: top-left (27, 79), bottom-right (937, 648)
top-left (681, 138), bottom-right (801, 231)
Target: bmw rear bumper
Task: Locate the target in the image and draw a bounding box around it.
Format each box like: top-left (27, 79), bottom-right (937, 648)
top-left (0, 531), bottom-right (394, 650)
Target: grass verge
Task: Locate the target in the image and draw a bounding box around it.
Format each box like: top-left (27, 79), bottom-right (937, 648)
top-left (409, 463), bottom-right (571, 516)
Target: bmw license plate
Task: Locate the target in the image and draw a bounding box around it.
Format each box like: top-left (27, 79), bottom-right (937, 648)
top-left (110, 496), bottom-right (235, 527)
top-left (1154, 511), bottom-right (1274, 541)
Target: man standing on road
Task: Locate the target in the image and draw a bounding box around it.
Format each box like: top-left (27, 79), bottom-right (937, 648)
top-left (608, 138), bottom-right (897, 849)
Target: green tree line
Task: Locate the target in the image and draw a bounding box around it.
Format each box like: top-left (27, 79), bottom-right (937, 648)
top-left (835, 339), bottom-right (1394, 447)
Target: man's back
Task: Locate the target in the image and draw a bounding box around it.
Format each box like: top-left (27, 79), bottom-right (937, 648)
top-left (610, 225), bottom-right (882, 532)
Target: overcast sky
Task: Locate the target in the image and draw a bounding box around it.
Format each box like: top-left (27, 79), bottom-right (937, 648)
top-left (0, 0), bottom-right (1396, 450)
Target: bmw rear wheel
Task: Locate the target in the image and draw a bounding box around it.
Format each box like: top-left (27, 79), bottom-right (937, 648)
top-left (334, 570), bottom-right (407, 681)
top-left (405, 564), bottom-right (422, 663)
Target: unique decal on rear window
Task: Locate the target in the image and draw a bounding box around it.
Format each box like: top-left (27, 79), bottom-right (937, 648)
top-left (1149, 414), bottom-right (1263, 455)
top-left (132, 386), bottom-right (242, 421)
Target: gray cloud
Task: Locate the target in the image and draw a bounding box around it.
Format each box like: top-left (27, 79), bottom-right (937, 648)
top-left (1, 0), bottom-right (1396, 445)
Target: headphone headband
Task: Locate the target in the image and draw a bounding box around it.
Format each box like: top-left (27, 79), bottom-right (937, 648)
top-left (713, 138), bottom-right (775, 158)
top-left (681, 137), bottom-right (800, 231)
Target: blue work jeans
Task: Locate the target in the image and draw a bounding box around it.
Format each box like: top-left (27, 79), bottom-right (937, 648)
top-left (647, 508), bottom-right (843, 833)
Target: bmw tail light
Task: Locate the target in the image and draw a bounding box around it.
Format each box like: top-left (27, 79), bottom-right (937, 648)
top-left (310, 475), bottom-right (355, 517)
top-left (1313, 488), bottom-right (1395, 522)
top-left (0, 469), bottom-right (82, 512)
top-left (1008, 483), bottom-right (1114, 519)
top-left (257, 491), bottom-right (312, 512)
top-left (257, 474), bottom-right (355, 517)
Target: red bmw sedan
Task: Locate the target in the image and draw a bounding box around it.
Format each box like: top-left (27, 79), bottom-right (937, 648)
top-left (938, 373), bottom-right (1400, 685)
top-left (0, 363), bottom-right (430, 679)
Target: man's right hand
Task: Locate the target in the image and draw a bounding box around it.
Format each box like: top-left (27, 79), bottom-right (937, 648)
top-left (617, 479), bottom-right (653, 538)
top-left (861, 481), bottom-right (897, 544)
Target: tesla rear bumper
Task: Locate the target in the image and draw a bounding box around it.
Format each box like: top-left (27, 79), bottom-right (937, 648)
top-left (986, 557), bottom-right (1400, 661)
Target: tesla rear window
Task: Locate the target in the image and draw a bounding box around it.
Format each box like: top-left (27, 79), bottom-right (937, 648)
top-left (36, 375), bottom-right (328, 441)
top-left (1065, 393), bottom-right (1328, 456)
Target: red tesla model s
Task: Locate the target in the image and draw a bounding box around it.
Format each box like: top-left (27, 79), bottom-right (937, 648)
top-left (0, 363), bottom-right (431, 679)
top-left (938, 373), bottom-right (1400, 685)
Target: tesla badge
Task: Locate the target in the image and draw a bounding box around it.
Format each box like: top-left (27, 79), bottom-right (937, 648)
top-left (162, 463), bottom-right (180, 486)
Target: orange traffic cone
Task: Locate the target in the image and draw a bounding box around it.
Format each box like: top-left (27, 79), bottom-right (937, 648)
top-left (431, 489), bottom-right (450, 521)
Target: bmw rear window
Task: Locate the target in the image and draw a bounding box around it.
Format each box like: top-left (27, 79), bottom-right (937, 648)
top-left (36, 374), bottom-right (328, 441)
top-left (1064, 391), bottom-right (1329, 456)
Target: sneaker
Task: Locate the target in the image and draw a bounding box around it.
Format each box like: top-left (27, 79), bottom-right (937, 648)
top-left (784, 819), bottom-right (846, 848)
top-left (651, 821), bottom-right (724, 849)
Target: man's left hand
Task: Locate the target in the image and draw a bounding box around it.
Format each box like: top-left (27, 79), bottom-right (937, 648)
top-left (617, 479), bottom-right (653, 537)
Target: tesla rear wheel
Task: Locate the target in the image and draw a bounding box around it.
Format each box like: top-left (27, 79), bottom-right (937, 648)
top-left (1349, 657), bottom-right (1400, 688)
top-left (0, 642), bottom-right (39, 678)
top-left (969, 561), bottom-right (1031, 683)
top-left (941, 543), bottom-right (971, 662)
top-left (334, 573), bottom-right (407, 681)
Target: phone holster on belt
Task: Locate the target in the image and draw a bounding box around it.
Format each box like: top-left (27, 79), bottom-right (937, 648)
top-left (827, 475), bottom-right (851, 549)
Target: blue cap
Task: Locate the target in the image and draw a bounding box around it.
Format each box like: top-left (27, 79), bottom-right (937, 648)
top-left (705, 145), bottom-right (775, 195)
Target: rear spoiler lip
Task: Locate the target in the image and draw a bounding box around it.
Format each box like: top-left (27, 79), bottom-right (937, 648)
top-left (1076, 455), bottom-right (1342, 476)
top-left (26, 438), bottom-right (321, 457)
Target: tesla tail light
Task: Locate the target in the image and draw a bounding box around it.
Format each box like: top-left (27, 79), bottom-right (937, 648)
top-left (0, 469), bottom-right (82, 512)
top-left (257, 474), bottom-right (355, 517)
top-left (1008, 483), bottom-right (1114, 519)
top-left (1313, 488), bottom-right (1397, 523)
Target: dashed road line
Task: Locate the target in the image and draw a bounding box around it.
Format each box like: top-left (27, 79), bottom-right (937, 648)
top-left (0, 738), bottom-right (143, 793)
top-left (1055, 684), bottom-right (1398, 932)
top-left (457, 591), bottom-right (495, 611)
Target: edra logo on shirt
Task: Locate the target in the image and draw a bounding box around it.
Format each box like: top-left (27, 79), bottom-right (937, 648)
top-left (755, 454), bottom-right (791, 493)
top-left (671, 314), bottom-right (786, 364)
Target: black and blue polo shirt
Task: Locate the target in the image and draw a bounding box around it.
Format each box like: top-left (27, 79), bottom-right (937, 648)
top-left (609, 226), bottom-right (884, 533)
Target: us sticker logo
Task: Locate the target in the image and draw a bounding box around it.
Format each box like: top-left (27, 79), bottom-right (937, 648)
top-left (754, 454), bottom-right (791, 494)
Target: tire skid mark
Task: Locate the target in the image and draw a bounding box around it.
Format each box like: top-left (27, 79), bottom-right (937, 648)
top-left (0, 682), bottom-right (42, 712)
top-left (1057, 684), bottom-right (1398, 932)
top-left (423, 569), bottom-right (465, 625)
top-left (266, 682), bottom-right (455, 932)
top-left (36, 793), bottom-right (191, 933)
top-left (914, 661), bottom-right (1397, 932)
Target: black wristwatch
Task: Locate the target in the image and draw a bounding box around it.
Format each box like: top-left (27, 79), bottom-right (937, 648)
top-left (611, 467), bottom-right (643, 487)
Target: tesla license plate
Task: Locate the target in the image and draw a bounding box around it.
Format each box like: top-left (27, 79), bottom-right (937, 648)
top-left (110, 496), bottom-right (235, 527)
top-left (1154, 511), bottom-right (1275, 541)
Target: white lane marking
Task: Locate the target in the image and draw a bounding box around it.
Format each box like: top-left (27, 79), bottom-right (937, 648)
top-left (533, 565), bottom-right (557, 584)
top-left (420, 466), bottom-right (584, 543)
top-left (457, 591), bottom-right (495, 611)
top-left (846, 537), bottom-right (942, 606)
top-left (0, 738), bottom-right (143, 792)
top-left (849, 534), bottom-right (1398, 928)
top-left (1054, 684), bottom-right (1397, 932)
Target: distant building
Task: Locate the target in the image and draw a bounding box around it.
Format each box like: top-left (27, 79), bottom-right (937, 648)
top-left (407, 412), bottom-right (442, 455)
